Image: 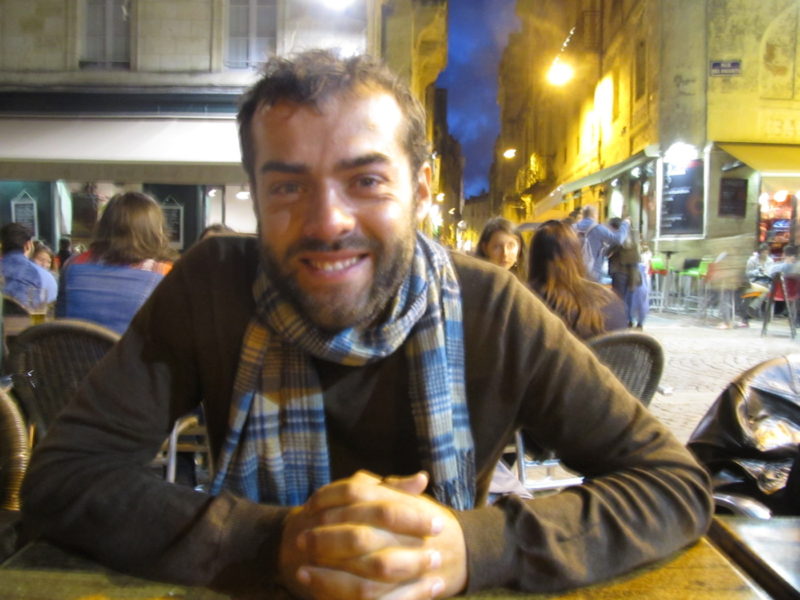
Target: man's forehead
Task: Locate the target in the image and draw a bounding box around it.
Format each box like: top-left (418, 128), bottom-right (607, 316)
top-left (255, 89), bottom-right (402, 126)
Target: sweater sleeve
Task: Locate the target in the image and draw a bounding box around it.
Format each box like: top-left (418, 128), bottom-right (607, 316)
top-left (453, 267), bottom-right (712, 593)
top-left (21, 238), bottom-right (290, 596)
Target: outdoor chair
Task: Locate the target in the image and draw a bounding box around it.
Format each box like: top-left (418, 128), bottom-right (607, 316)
top-left (5, 319), bottom-right (121, 444)
top-left (761, 272), bottom-right (800, 339)
top-left (0, 386), bottom-right (29, 562)
top-left (688, 354), bottom-right (800, 518)
top-left (515, 330), bottom-right (665, 491)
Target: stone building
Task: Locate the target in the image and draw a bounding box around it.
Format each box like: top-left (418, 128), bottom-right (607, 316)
top-left (493, 0), bottom-right (800, 269)
top-left (0, 0), bottom-right (447, 250)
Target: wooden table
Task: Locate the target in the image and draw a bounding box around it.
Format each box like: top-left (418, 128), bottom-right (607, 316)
top-left (709, 516), bottom-right (800, 600)
top-left (0, 537), bottom-right (767, 600)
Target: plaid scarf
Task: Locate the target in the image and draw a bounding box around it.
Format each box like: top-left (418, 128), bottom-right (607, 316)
top-left (210, 233), bottom-right (475, 510)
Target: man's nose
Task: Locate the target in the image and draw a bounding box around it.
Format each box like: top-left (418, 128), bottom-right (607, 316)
top-left (302, 185), bottom-right (356, 241)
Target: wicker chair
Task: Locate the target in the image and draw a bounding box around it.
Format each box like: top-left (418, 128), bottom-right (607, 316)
top-left (515, 329), bottom-right (665, 491)
top-left (5, 319), bottom-right (121, 444)
top-left (585, 329), bottom-right (665, 406)
top-left (0, 386), bottom-right (28, 511)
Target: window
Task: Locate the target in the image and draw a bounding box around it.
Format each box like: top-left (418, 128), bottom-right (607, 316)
top-left (226, 0), bottom-right (277, 69)
top-left (82, 0), bottom-right (130, 69)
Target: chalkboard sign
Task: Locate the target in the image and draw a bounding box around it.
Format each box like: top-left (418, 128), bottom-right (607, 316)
top-left (659, 159), bottom-right (704, 236)
top-left (161, 199), bottom-right (184, 250)
top-left (719, 178), bottom-right (747, 217)
top-left (11, 191), bottom-right (39, 238)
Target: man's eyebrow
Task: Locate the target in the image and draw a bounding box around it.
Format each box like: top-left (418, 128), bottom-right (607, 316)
top-left (335, 152), bottom-right (391, 171)
top-left (259, 160), bottom-right (308, 174)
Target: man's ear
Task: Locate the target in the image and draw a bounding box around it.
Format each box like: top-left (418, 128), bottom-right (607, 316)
top-left (23, 240), bottom-right (33, 257)
top-left (414, 162), bottom-right (433, 225)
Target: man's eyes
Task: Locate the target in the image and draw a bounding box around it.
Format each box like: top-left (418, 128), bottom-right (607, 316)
top-left (268, 181), bottom-right (303, 196)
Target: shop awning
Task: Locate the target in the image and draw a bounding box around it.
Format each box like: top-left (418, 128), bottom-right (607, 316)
top-left (0, 116), bottom-right (246, 184)
top-left (719, 143), bottom-right (800, 175)
top-left (532, 149), bottom-right (657, 217)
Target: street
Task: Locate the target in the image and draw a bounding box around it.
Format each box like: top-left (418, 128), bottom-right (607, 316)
top-left (645, 311), bottom-right (799, 444)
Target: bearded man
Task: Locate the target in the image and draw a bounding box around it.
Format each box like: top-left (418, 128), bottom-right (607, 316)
top-left (22, 50), bottom-right (711, 600)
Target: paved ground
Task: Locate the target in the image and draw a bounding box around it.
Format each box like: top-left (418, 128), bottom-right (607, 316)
top-left (643, 310), bottom-right (799, 443)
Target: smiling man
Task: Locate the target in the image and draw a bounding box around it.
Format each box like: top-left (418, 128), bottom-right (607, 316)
top-left (22, 50), bottom-right (712, 600)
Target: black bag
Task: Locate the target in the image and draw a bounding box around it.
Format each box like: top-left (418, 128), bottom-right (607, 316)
top-left (688, 354), bottom-right (800, 515)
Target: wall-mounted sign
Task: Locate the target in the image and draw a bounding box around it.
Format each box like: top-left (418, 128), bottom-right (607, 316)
top-left (710, 60), bottom-right (741, 76)
top-left (161, 196), bottom-right (184, 250)
top-left (659, 159), bottom-right (704, 236)
top-left (11, 191), bottom-right (39, 239)
top-left (719, 178), bottom-right (748, 217)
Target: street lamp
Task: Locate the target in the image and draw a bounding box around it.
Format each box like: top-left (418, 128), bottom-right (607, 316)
top-left (503, 148), bottom-right (517, 159)
top-left (547, 57), bottom-right (574, 86)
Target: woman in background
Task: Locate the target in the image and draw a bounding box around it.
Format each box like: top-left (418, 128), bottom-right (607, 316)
top-left (56, 191), bottom-right (175, 334)
top-left (475, 216), bottom-right (526, 280)
top-left (31, 241), bottom-right (56, 274)
top-left (528, 219), bottom-right (626, 339)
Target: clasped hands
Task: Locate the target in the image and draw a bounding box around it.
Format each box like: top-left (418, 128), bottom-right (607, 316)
top-left (279, 470), bottom-right (467, 600)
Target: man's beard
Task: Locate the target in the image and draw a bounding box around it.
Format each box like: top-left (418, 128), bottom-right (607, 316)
top-left (260, 230), bottom-right (416, 332)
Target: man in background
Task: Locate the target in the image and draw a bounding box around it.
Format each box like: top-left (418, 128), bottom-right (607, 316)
top-left (575, 205), bottom-right (630, 281)
top-left (0, 222), bottom-right (57, 309)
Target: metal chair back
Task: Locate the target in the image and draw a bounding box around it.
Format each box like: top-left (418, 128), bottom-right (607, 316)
top-left (586, 329), bottom-right (665, 406)
top-left (6, 319), bottom-right (120, 444)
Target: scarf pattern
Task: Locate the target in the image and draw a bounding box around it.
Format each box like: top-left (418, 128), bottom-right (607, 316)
top-left (210, 232), bottom-right (475, 509)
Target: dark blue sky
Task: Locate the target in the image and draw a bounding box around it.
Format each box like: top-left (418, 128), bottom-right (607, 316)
top-left (437, 0), bottom-right (519, 198)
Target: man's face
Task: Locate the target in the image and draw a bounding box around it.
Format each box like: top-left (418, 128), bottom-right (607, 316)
top-left (251, 90), bottom-right (431, 331)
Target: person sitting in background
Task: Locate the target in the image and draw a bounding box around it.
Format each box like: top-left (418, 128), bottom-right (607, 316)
top-left (738, 243), bottom-right (774, 324)
top-left (475, 216), bottom-right (526, 279)
top-left (528, 219), bottom-right (627, 339)
top-left (31, 241), bottom-right (56, 273)
top-left (574, 205), bottom-right (630, 282)
top-left (55, 237), bottom-right (74, 270)
top-left (55, 191), bottom-right (175, 334)
top-left (0, 222), bottom-right (58, 310)
top-left (199, 223), bottom-right (236, 241)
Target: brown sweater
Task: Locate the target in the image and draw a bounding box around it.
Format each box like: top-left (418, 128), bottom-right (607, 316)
top-left (21, 236), bottom-right (712, 597)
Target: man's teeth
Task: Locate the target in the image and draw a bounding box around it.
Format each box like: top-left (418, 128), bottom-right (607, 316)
top-left (309, 257), bottom-right (360, 272)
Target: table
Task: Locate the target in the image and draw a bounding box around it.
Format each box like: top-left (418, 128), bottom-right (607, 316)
top-left (709, 516), bottom-right (800, 600)
top-left (0, 536), bottom-right (767, 600)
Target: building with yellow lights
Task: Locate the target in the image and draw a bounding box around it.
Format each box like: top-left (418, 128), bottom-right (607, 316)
top-left (493, 0), bottom-right (800, 269)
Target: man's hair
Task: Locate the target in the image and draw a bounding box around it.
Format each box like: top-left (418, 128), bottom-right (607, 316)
top-left (581, 205), bottom-right (596, 219)
top-left (784, 244), bottom-right (797, 258)
top-left (1, 222), bottom-right (33, 255)
top-left (237, 49), bottom-right (429, 187)
top-left (90, 191), bottom-right (173, 265)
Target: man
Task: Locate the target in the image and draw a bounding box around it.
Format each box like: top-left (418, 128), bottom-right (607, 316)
top-left (22, 51), bottom-right (711, 599)
top-left (0, 222), bottom-right (57, 309)
top-left (574, 205), bottom-right (630, 281)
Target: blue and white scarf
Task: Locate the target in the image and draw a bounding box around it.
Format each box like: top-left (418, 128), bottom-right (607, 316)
top-left (210, 233), bottom-right (475, 510)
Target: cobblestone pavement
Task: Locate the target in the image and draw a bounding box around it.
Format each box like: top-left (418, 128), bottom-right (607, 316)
top-left (644, 311), bottom-right (799, 443)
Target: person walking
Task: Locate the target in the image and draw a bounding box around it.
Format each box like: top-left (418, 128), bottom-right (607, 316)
top-left (574, 205), bottom-right (630, 282)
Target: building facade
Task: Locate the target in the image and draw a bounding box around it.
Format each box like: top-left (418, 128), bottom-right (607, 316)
top-left (493, 0), bottom-right (800, 269)
top-left (0, 0), bottom-right (447, 251)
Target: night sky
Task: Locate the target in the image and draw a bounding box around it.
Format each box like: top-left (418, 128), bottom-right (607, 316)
top-left (437, 0), bottom-right (519, 198)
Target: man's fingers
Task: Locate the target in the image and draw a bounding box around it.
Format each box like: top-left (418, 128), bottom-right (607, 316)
top-left (314, 499), bottom-right (443, 537)
top-left (297, 565), bottom-right (444, 600)
top-left (382, 471), bottom-right (429, 494)
top-left (303, 542), bottom-right (440, 582)
top-left (300, 523), bottom-right (420, 559)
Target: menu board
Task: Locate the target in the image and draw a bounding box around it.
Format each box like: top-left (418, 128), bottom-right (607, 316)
top-left (161, 202), bottom-right (184, 250)
top-left (659, 159), bottom-right (704, 236)
top-left (11, 194), bottom-right (39, 238)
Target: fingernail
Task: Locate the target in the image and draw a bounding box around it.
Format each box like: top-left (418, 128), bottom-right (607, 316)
top-left (428, 549), bottom-right (442, 569)
top-left (296, 567), bottom-right (311, 584)
top-left (430, 516), bottom-right (444, 534)
top-left (430, 577), bottom-right (445, 597)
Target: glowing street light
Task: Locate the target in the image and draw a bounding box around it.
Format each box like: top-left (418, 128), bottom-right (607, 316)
top-left (320, 0), bottom-right (355, 10)
top-left (502, 148), bottom-right (517, 159)
top-left (547, 58), bottom-right (574, 86)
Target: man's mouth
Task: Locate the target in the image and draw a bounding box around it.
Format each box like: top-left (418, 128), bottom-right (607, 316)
top-left (305, 255), bottom-right (364, 273)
